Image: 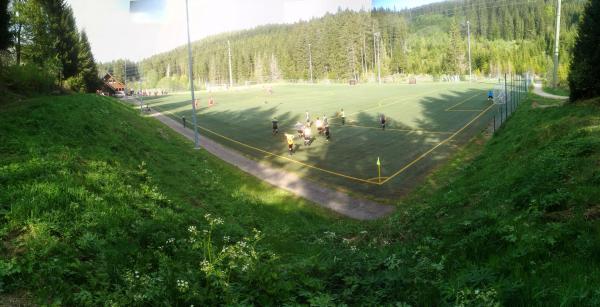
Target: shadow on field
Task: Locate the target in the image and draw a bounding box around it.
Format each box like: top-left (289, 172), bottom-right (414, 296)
top-left (151, 86), bottom-right (494, 200)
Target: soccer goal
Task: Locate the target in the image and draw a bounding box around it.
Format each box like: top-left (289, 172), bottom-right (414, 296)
top-left (492, 83), bottom-right (510, 105)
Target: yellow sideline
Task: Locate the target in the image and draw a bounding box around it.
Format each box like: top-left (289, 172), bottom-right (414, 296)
top-left (151, 106), bottom-right (380, 185)
top-left (149, 88), bottom-right (494, 187)
top-left (380, 102), bottom-right (496, 184)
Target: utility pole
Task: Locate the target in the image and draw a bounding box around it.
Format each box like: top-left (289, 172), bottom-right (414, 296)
top-left (552, 0), bottom-right (561, 88)
top-left (351, 45), bottom-right (358, 81)
top-left (124, 61), bottom-right (127, 95)
top-left (139, 63), bottom-right (143, 113)
top-left (308, 43), bottom-right (313, 83)
top-left (185, 0), bottom-right (199, 148)
top-left (362, 34), bottom-right (367, 75)
top-left (372, 26), bottom-right (376, 72)
top-left (375, 32), bottom-right (381, 84)
top-left (227, 40), bottom-right (233, 88)
top-left (467, 20), bottom-right (472, 82)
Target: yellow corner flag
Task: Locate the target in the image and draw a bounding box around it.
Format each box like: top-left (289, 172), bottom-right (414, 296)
top-left (376, 157), bottom-right (381, 184)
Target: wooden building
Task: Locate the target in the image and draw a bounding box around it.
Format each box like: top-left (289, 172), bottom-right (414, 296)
top-left (101, 73), bottom-right (125, 96)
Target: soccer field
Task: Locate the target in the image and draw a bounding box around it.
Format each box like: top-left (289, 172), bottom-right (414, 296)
top-left (144, 82), bottom-right (497, 198)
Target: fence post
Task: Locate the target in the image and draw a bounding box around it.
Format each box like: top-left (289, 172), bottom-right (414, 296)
top-left (504, 73), bottom-right (508, 120)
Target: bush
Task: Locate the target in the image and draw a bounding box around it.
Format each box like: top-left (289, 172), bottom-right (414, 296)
top-left (65, 75), bottom-right (86, 93)
top-left (1, 64), bottom-right (56, 94)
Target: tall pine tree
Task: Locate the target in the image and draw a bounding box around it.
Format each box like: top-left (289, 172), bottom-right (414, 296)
top-left (77, 30), bottom-right (99, 92)
top-left (43, 0), bottom-right (79, 80)
top-left (0, 0), bottom-right (10, 52)
top-left (443, 19), bottom-right (464, 75)
top-left (568, 0), bottom-right (600, 101)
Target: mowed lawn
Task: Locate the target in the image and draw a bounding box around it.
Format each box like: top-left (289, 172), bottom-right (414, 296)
top-left (144, 82), bottom-right (496, 198)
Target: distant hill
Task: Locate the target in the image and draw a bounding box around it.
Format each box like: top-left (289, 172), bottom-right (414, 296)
top-left (99, 0), bottom-right (585, 89)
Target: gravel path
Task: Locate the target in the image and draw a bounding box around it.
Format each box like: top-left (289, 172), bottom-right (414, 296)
top-left (533, 83), bottom-right (569, 100)
top-left (122, 97), bottom-right (395, 220)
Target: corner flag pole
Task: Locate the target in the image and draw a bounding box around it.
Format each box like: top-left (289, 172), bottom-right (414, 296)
top-left (185, 0), bottom-right (200, 148)
top-left (377, 157), bottom-right (381, 184)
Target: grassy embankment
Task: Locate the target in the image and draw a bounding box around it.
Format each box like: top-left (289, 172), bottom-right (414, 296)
top-left (1, 93), bottom-right (600, 305)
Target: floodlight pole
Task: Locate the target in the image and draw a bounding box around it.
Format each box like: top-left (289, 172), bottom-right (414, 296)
top-left (308, 43), bottom-right (313, 83)
top-left (467, 20), bottom-right (472, 82)
top-left (227, 40), bottom-right (233, 88)
top-left (185, 0), bottom-right (200, 148)
top-left (139, 64), bottom-right (143, 114)
top-left (375, 32), bottom-right (381, 84)
top-left (552, 0), bottom-right (561, 88)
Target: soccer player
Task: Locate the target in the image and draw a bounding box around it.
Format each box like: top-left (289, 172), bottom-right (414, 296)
top-left (305, 111), bottom-right (310, 125)
top-left (487, 90), bottom-right (494, 101)
top-left (294, 121), bottom-right (304, 137)
top-left (315, 117), bottom-right (323, 135)
top-left (340, 108), bottom-right (346, 125)
top-left (323, 115), bottom-right (328, 126)
top-left (272, 117), bottom-right (279, 135)
top-left (303, 125), bottom-right (312, 146)
top-left (380, 114), bottom-right (386, 131)
top-left (325, 125), bottom-right (331, 141)
top-left (285, 133), bottom-right (295, 155)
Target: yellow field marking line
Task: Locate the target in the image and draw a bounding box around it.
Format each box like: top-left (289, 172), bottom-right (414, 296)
top-left (380, 102), bottom-right (496, 185)
top-left (152, 106), bottom-right (379, 185)
top-left (328, 122), bottom-right (454, 135)
top-left (444, 92), bottom-right (485, 111)
top-left (367, 176), bottom-right (390, 183)
top-left (446, 109), bottom-right (486, 112)
top-left (196, 126), bottom-right (379, 185)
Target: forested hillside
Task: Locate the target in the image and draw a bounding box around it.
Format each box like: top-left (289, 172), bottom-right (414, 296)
top-left (99, 0), bottom-right (585, 91)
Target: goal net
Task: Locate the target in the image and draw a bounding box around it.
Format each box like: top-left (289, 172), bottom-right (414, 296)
top-left (493, 83), bottom-right (511, 105)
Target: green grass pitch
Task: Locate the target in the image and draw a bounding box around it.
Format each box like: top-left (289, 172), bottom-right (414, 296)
top-left (143, 82), bottom-right (497, 198)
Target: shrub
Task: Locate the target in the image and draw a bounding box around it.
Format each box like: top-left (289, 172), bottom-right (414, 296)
top-left (2, 64), bottom-right (56, 94)
top-left (65, 75), bottom-right (86, 93)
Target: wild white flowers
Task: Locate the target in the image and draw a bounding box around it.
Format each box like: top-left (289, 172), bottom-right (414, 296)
top-left (188, 225), bottom-right (198, 243)
top-left (176, 279), bottom-right (189, 293)
top-left (324, 231), bottom-right (336, 239)
top-left (204, 213), bottom-right (224, 226)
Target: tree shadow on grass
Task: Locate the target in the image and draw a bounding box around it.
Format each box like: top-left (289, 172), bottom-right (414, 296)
top-left (150, 85), bottom-right (495, 201)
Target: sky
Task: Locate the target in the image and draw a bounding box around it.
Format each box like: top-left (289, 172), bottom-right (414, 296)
top-left (67, 0), bottom-right (444, 63)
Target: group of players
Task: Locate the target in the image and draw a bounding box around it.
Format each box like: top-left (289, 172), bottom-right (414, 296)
top-left (272, 111), bottom-right (334, 155)
top-left (272, 109), bottom-right (387, 155)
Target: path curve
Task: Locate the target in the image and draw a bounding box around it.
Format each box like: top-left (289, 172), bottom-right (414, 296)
top-left (533, 83), bottom-right (569, 100)
top-left (122, 97), bottom-right (395, 220)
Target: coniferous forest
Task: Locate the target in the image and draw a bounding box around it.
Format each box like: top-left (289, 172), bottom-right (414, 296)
top-left (0, 0), bottom-right (99, 95)
top-left (98, 0), bottom-right (586, 91)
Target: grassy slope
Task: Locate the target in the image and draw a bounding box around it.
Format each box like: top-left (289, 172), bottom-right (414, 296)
top-left (395, 94), bottom-right (600, 304)
top-left (543, 85), bottom-right (571, 97)
top-left (0, 94), bottom-right (364, 305)
top-left (1, 93), bottom-right (600, 305)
